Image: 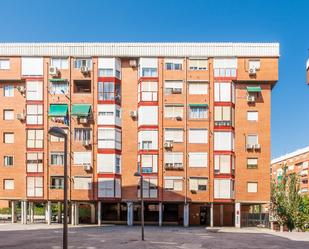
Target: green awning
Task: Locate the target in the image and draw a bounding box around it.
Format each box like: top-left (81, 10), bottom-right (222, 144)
top-left (247, 86), bottom-right (261, 92)
top-left (49, 104), bottom-right (68, 117)
top-left (49, 78), bottom-right (68, 82)
top-left (71, 104), bottom-right (91, 117)
top-left (189, 104), bottom-right (208, 107)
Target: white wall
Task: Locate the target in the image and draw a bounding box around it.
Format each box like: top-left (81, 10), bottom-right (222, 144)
top-left (138, 106), bottom-right (158, 126)
top-left (22, 57), bottom-right (43, 76)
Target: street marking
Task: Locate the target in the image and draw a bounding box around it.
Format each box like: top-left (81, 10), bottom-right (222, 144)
top-left (150, 241), bottom-right (178, 245)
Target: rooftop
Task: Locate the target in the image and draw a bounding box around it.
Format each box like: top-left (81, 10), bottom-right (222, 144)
top-left (0, 42), bottom-right (280, 57)
top-left (271, 146), bottom-right (309, 164)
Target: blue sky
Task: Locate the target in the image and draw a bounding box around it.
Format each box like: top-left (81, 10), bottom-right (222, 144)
top-left (1, 0), bottom-right (309, 158)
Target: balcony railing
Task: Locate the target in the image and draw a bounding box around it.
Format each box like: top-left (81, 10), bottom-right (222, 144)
top-left (164, 163), bottom-right (183, 170)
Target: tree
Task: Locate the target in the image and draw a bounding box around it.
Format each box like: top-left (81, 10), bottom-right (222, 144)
top-left (271, 164), bottom-right (309, 231)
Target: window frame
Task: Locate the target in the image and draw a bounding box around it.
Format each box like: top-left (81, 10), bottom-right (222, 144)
top-left (4, 155), bottom-right (14, 166)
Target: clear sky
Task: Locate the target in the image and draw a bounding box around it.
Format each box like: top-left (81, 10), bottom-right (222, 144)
top-left (1, 0), bottom-right (308, 158)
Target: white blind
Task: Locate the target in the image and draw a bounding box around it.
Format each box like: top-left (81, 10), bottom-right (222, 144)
top-left (4, 179), bottom-right (14, 189)
top-left (189, 82), bottom-right (208, 94)
top-left (214, 179), bottom-right (231, 198)
top-left (189, 129), bottom-right (208, 144)
top-left (247, 111), bottom-right (258, 121)
top-left (164, 105), bottom-right (183, 118)
top-left (189, 153), bottom-right (208, 167)
top-left (164, 58), bottom-right (183, 64)
top-left (115, 178), bottom-right (121, 197)
top-left (139, 58), bottom-right (158, 68)
top-left (165, 152), bottom-right (183, 164)
top-left (22, 57), bottom-right (43, 76)
top-left (247, 135), bottom-right (258, 145)
top-left (165, 81), bottom-right (183, 89)
top-left (214, 132), bottom-right (233, 151)
top-left (74, 177), bottom-right (92, 190)
top-left (4, 133), bottom-right (14, 143)
top-left (247, 182), bottom-right (258, 193)
top-left (98, 178), bottom-right (114, 197)
top-left (26, 81), bottom-right (43, 101)
top-left (247, 158), bottom-right (258, 166)
top-left (97, 154), bottom-right (116, 173)
top-left (73, 152), bottom-right (91, 165)
top-left (138, 106), bottom-right (158, 126)
top-left (213, 58), bottom-right (237, 68)
top-left (164, 128), bottom-right (183, 142)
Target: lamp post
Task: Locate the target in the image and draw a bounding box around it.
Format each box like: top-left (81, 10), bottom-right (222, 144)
top-left (134, 171), bottom-right (144, 241)
top-left (48, 127), bottom-right (68, 249)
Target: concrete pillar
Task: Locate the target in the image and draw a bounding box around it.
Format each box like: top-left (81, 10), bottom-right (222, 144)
top-left (158, 202), bottom-right (163, 226)
top-left (21, 200), bottom-right (27, 225)
top-left (29, 202), bottom-right (34, 223)
top-left (235, 202), bottom-right (241, 228)
top-left (127, 202), bottom-right (133, 226)
top-left (270, 222), bottom-right (274, 230)
top-left (97, 201), bottom-right (102, 226)
top-left (75, 203), bottom-right (79, 225)
top-left (11, 201), bottom-right (16, 223)
top-left (183, 203), bottom-right (189, 227)
top-left (220, 204), bottom-right (224, 226)
top-left (71, 202), bottom-right (76, 226)
top-left (57, 202), bottom-right (62, 223)
top-left (117, 203), bottom-right (121, 221)
top-left (210, 203), bottom-right (214, 227)
top-left (280, 225), bottom-right (284, 232)
top-left (90, 204), bottom-right (95, 224)
top-left (46, 201), bottom-right (52, 225)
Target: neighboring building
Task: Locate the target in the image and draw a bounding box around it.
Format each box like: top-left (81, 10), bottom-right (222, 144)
top-left (271, 146), bottom-right (309, 195)
top-left (0, 43), bottom-right (279, 227)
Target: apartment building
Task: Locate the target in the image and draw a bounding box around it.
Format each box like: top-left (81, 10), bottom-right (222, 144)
top-left (271, 146), bottom-right (309, 195)
top-left (0, 43), bottom-right (279, 227)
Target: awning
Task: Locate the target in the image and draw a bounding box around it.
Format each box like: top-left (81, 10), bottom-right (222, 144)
top-left (189, 104), bottom-right (208, 107)
top-left (71, 104), bottom-right (91, 117)
top-left (49, 78), bottom-right (68, 82)
top-left (49, 104), bottom-right (68, 117)
top-left (247, 86), bottom-right (261, 92)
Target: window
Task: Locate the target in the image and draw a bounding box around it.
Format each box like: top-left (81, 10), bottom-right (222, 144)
top-left (22, 57), bottom-right (43, 76)
top-left (98, 68), bottom-right (113, 77)
top-left (189, 105), bottom-right (208, 119)
top-left (50, 176), bottom-right (64, 189)
top-left (215, 82), bottom-right (232, 102)
top-left (138, 178), bottom-right (157, 198)
top-left (139, 154), bottom-right (158, 173)
top-left (3, 179), bottom-right (14, 190)
top-left (247, 158), bottom-right (258, 169)
top-left (215, 155), bottom-right (234, 174)
top-left (74, 177), bottom-right (92, 190)
top-left (248, 59), bottom-right (261, 70)
top-left (50, 134), bottom-right (65, 142)
top-left (138, 130), bottom-right (158, 150)
top-left (164, 177), bottom-right (183, 191)
top-left (74, 128), bottom-right (91, 141)
top-left (188, 59), bottom-right (208, 70)
top-left (165, 59), bottom-right (183, 70)
top-left (98, 58), bottom-right (121, 78)
top-left (164, 81), bottom-right (183, 95)
top-left (247, 111), bottom-right (258, 121)
top-left (164, 105), bottom-right (183, 119)
top-left (26, 81), bottom-right (43, 101)
top-left (26, 105), bottom-right (43, 125)
top-left (138, 106), bottom-right (158, 126)
top-left (26, 153), bottom-right (43, 172)
top-left (50, 82), bottom-right (69, 94)
top-left (247, 134), bottom-right (258, 146)
top-left (73, 152), bottom-right (91, 165)
top-left (97, 104), bottom-right (121, 126)
top-left (27, 129), bottom-right (43, 148)
top-left (214, 131), bottom-right (234, 151)
top-left (213, 58), bottom-right (237, 77)
top-left (214, 179), bottom-right (233, 198)
top-left (73, 80), bottom-right (91, 93)
top-left (97, 154), bottom-right (121, 173)
top-left (0, 59), bottom-right (10, 70)
top-left (247, 182), bottom-right (258, 193)
top-left (214, 106), bottom-right (234, 126)
top-left (4, 156), bottom-right (13, 166)
top-left (189, 153), bottom-right (208, 167)
top-left (189, 178), bottom-right (208, 191)
top-left (27, 176), bottom-right (43, 197)
top-left (98, 178), bottom-right (121, 198)
top-left (98, 82), bottom-right (121, 101)
top-left (164, 128), bottom-right (183, 143)
top-left (4, 85), bottom-right (14, 97)
top-left (74, 58), bottom-right (92, 69)
top-left (50, 152), bottom-right (65, 166)
top-left (188, 82), bottom-right (208, 94)
top-left (189, 129), bottom-right (208, 144)
top-left (165, 152), bottom-right (183, 169)
top-left (3, 109), bottom-right (14, 120)
top-left (50, 58), bottom-right (68, 69)
top-left (3, 133), bottom-right (14, 144)
top-left (138, 81), bottom-right (158, 102)
top-left (139, 58), bottom-right (158, 77)
top-left (98, 128), bottom-right (121, 149)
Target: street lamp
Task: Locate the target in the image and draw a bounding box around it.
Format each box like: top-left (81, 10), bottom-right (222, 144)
top-left (134, 171), bottom-right (144, 241)
top-left (48, 127), bottom-right (68, 249)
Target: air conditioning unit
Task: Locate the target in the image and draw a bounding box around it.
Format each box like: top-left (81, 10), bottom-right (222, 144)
top-left (80, 66), bottom-right (90, 74)
top-left (49, 66), bottom-right (59, 76)
top-left (254, 144), bottom-right (261, 150)
top-left (247, 95), bottom-right (255, 102)
top-left (176, 116), bottom-right (182, 121)
top-left (164, 163), bottom-right (174, 169)
top-left (130, 110), bottom-right (138, 118)
top-left (79, 117), bottom-right (88, 124)
top-left (246, 144), bottom-right (254, 150)
top-left (16, 113), bottom-right (25, 121)
top-left (164, 141), bottom-right (173, 148)
top-left (17, 86), bottom-right (26, 94)
top-left (83, 140), bottom-right (90, 147)
top-left (249, 67), bottom-right (257, 75)
top-left (129, 59), bottom-right (137, 67)
top-left (83, 163), bottom-right (92, 171)
top-left (172, 88), bottom-right (182, 94)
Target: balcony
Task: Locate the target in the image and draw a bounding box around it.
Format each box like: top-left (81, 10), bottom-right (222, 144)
top-left (164, 163), bottom-right (183, 170)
